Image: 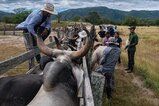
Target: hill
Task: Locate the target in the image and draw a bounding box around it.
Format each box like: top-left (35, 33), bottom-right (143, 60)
top-left (1, 7), bottom-right (159, 22)
top-left (59, 7), bottom-right (159, 21)
top-left (0, 11), bottom-right (14, 19)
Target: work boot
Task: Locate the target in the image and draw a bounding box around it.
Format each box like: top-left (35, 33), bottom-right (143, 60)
top-left (127, 67), bottom-right (133, 73)
top-left (106, 87), bottom-right (112, 99)
top-left (127, 70), bottom-right (132, 73)
top-left (124, 68), bottom-right (130, 70)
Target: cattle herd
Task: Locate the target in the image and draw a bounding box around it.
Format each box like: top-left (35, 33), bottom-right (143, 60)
top-left (0, 25), bottom-right (96, 106)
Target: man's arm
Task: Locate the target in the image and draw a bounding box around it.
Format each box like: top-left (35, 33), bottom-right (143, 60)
top-left (27, 14), bottom-right (41, 36)
top-left (90, 49), bottom-right (99, 71)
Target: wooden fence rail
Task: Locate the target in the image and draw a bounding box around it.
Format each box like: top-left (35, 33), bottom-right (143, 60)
top-left (83, 56), bottom-right (95, 106)
top-left (0, 42), bottom-right (55, 75)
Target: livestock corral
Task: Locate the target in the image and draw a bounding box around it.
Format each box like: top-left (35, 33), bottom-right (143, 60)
top-left (0, 25), bottom-right (103, 106)
top-left (0, 24), bottom-right (159, 106)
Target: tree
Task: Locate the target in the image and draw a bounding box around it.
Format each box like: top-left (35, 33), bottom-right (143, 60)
top-left (1, 16), bottom-right (12, 23)
top-left (84, 11), bottom-right (102, 25)
top-left (156, 19), bottom-right (159, 26)
top-left (73, 16), bottom-right (80, 22)
top-left (56, 14), bottom-right (62, 23)
top-left (2, 8), bottom-right (31, 24)
top-left (123, 16), bottom-right (138, 26)
top-left (101, 18), bottom-right (113, 24)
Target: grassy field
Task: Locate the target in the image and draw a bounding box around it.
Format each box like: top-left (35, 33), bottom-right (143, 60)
top-left (119, 26), bottom-right (159, 93)
top-left (103, 65), bottom-right (158, 106)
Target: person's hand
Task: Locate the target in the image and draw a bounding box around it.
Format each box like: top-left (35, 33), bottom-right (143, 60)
top-left (41, 29), bottom-right (48, 37)
top-left (124, 45), bottom-right (129, 50)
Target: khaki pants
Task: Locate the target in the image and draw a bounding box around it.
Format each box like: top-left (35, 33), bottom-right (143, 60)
top-left (23, 32), bottom-right (35, 70)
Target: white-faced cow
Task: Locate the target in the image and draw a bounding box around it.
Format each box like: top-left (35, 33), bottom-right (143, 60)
top-left (28, 26), bottom-right (95, 106)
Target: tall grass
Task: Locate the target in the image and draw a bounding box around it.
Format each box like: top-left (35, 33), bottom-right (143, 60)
top-left (119, 26), bottom-right (159, 94)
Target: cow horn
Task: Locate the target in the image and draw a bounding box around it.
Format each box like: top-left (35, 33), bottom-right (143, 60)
top-left (36, 36), bottom-right (69, 58)
top-left (70, 25), bottom-right (96, 60)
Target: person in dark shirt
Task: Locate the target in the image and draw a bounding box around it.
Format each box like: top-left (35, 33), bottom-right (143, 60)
top-left (115, 31), bottom-right (122, 64)
top-left (125, 26), bottom-right (138, 73)
top-left (109, 26), bottom-right (115, 37)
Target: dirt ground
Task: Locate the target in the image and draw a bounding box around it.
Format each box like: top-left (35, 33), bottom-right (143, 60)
top-left (0, 35), bottom-right (25, 61)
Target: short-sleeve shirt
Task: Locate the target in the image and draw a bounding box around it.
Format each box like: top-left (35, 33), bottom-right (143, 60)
top-left (115, 37), bottom-right (122, 48)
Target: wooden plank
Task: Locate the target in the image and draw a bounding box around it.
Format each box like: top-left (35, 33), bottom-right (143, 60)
top-left (0, 42), bottom-right (55, 75)
top-left (26, 64), bottom-right (42, 74)
top-left (82, 56), bottom-right (94, 106)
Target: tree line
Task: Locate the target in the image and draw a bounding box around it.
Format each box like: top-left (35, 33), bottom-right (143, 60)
top-left (1, 8), bottom-right (159, 26)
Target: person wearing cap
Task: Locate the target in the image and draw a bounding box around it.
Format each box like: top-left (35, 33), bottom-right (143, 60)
top-left (16, 3), bottom-right (57, 69)
top-left (114, 31), bottom-right (122, 64)
top-left (103, 31), bottom-right (110, 46)
top-left (91, 37), bottom-right (120, 99)
top-left (125, 26), bottom-right (138, 73)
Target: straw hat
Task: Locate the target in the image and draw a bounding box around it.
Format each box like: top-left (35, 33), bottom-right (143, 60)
top-left (41, 3), bottom-right (58, 15)
top-left (106, 37), bottom-right (119, 45)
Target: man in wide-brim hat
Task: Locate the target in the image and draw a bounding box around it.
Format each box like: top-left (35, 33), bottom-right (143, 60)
top-left (16, 3), bottom-right (57, 69)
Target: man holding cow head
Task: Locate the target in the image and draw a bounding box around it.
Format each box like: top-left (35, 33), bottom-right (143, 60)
top-left (16, 3), bottom-right (57, 69)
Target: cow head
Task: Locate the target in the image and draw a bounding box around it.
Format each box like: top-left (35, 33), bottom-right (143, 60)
top-left (26, 26), bottom-right (95, 106)
top-left (36, 25), bottom-right (95, 60)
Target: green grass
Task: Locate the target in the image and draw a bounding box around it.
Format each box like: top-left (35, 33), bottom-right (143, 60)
top-left (119, 26), bottom-right (159, 95)
top-left (102, 67), bottom-right (155, 106)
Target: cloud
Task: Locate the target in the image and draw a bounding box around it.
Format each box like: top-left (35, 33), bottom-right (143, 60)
top-left (0, 0), bottom-right (159, 13)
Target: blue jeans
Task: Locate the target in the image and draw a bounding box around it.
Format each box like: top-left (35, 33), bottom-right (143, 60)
top-left (104, 72), bottom-right (113, 99)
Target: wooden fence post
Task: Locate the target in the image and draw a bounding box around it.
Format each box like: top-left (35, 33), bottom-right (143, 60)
top-left (83, 57), bottom-right (94, 106)
top-left (13, 25), bottom-right (15, 35)
top-left (3, 25), bottom-right (6, 35)
top-left (23, 33), bottom-right (35, 70)
top-left (91, 72), bottom-right (105, 106)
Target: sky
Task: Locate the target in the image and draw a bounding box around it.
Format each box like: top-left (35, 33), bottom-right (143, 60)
top-left (0, 0), bottom-right (159, 13)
